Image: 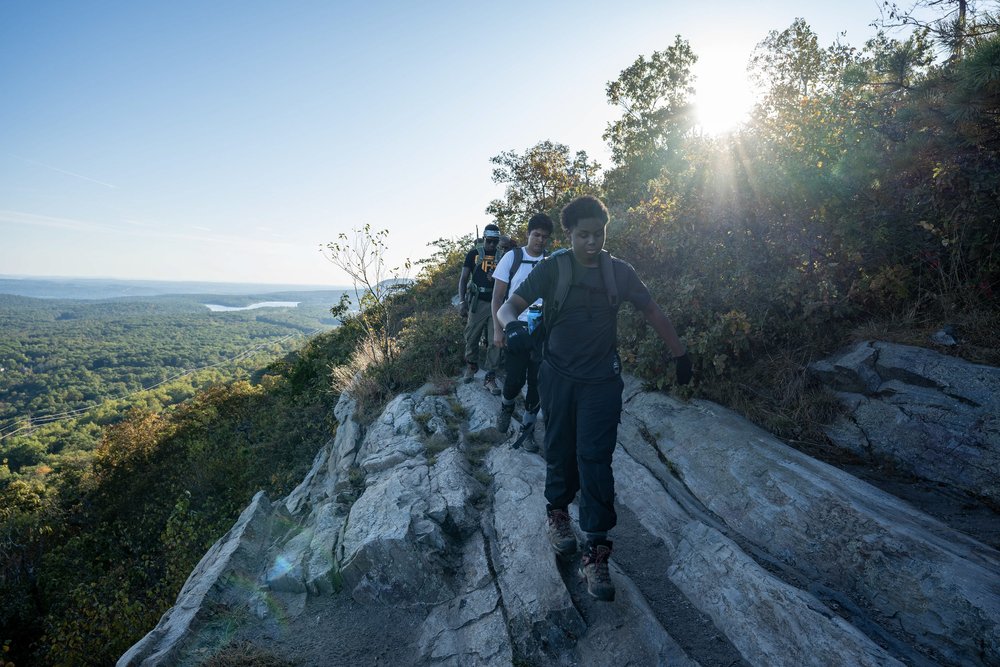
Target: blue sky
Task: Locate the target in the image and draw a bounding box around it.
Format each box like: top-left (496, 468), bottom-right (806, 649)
top-left (1, 1), bottom-right (886, 286)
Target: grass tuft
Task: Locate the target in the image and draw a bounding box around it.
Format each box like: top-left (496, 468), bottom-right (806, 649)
top-left (201, 641), bottom-right (295, 667)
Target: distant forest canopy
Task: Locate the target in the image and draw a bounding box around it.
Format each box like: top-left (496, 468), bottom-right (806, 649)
top-left (0, 289), bottom-right (348, 474)
top-left (3, 6), bottom-right (1000, 665)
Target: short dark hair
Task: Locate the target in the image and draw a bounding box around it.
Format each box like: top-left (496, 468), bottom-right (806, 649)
top-left (526, 212), bottom-right (554, 235)
top-left (560, 196), bottom-right (608, 231)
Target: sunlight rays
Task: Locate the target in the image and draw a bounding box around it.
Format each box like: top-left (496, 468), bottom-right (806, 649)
top-left (691, 54), bottom-right (756, 136)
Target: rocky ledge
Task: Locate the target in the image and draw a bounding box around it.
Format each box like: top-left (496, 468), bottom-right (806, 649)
top-left (119, 342), bottom-right (1000, 666)
top-left (809, 340), bottom-right (1000, 506)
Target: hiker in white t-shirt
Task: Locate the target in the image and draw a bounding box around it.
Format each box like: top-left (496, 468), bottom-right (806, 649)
top-left (490, 213), bottom-right (554, 444)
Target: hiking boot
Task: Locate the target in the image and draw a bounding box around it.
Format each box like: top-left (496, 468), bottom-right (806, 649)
top-left (521, 411), bottom-right (539, 452)
top-left (580, 540), bottom-right (615, 601)
top-left (463, 362), bottom-right (478, 384)
top-left (546, 508), bottom-right (577, 558)
top-left (521, 428), bottom-right (539, 453)
top-left (483, 372), bottom-right (501, 396)
top-left (496, 401), bottom-right (515, 432)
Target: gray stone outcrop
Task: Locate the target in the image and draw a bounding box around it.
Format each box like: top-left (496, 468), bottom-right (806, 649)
top-left (118, 492), bottom-right (276, 667)
top-left (486, 446), bottom-right (584, 662)
top-left (622, 382), bottom-right (999, 666)
top-left (120, 345), bottom-right (1000, 667)
top-left (810, 340), bottom-right (1000, 505)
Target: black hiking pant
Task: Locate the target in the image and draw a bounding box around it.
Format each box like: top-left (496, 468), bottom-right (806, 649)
top-left (501, 344), bottom-right (541, 412)
top-left (539, 360), bottom-right (623, 534)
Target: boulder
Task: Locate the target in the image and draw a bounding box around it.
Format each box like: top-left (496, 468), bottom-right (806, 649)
top-left (811, 341), bottom-right (1000, 505)
top-left (622, 385), bottom-right (1000, 666)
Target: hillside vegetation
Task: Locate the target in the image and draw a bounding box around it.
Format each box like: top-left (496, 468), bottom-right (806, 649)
top-left (1, 326), bottom-right (359, 665)
top-left (0, 292), bottom-right (343, 471)
top-left (3, 10), bottom-right (1000, 665)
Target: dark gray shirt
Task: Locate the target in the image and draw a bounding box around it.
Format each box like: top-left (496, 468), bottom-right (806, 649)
top-left (514, 252), bottom-right (652, 383)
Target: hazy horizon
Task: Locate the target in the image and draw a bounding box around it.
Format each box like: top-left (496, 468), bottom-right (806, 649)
top-left (0, 272), bottom-right (349, 290)
top-left (0, 274), bottom-right (352, 301)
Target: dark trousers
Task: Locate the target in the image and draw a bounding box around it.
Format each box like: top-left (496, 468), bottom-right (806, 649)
top-left (501, 347), bottom-right (540, 411)
top-left (538, 360), bottom-right (623, 534)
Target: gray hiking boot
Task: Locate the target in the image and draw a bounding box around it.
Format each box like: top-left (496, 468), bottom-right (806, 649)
top-left (546, 508), bottom-right (577, 558)
top-left (483, 372), bottom-right (501, 396)
top-left (463, 362), bottom-right (478, 383)
top-left (581, 540), bottom-right (615, 601)
top-left (496, 401), bottom-right (515, 432)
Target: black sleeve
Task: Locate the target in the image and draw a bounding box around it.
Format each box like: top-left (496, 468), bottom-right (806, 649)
top-left (463, 248), bottom-right (477, 270)
top-left (616, 259), bottom-right (652, 310)
top-left (513, 256), bottom-right (556, 304)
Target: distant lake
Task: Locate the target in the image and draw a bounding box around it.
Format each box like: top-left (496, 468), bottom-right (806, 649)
top-left (204, 301), bottom-right (300, 312)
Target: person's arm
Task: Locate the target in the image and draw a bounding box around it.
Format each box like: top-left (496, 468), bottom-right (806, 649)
top-left (640, 300), bottom-right (686, 358)
top-left (458, 266), bottom-right (471, 317)
top-left (491, 279), bottom-right (509, 348)
top-left (497, 294), bottom-right (529, 328)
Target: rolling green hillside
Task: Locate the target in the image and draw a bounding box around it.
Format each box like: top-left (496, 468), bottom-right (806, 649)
top-left (0, 290), bottom-right (346, 473)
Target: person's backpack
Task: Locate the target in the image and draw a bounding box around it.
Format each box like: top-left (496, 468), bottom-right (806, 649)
top-left (541, 249), bottom-right (619, 331)
top-left (501, 247), bottom-right (546, 301)
top-left (472, 238), bottom-right (505, 273)
top-left (465, 239), bottom-right (503, 311)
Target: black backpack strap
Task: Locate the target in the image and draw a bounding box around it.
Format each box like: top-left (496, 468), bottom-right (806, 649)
top-left (542, 249), bottom-right (573, 329)
top-left (508, 247), bottom-right (523, 283)
top-left (542, 249), bottom-right (618, 329)
top-left (599, 250), bottom-right (618, 308)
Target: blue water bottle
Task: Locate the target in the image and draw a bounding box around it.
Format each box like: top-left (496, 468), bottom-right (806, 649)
top-left (526, 305), bottom-right (542, 334)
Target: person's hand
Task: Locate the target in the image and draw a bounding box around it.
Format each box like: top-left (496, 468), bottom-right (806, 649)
top-left (494, 329), bottom-right (506, 348)
top-left (674, 352), bottom-right (693, 386)
top-left (459, 301), bottom-right (468, 318)
top-left (504, 320), bottom-right (532, 352)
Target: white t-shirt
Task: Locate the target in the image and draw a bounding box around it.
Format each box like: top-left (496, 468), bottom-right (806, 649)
top-left (494, 246), bottom-right (544, 322)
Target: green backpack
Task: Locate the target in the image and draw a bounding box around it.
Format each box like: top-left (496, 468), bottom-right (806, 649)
top-left (465, 240), bottom-right (505, 311)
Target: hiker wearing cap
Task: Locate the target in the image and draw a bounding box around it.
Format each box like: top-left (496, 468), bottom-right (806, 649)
top-left (497, 195), bottom-right (693, 602)
top-left (491, 213), bottom-right (553, 449)
top-left (458, 224), bottom-right (503, 393)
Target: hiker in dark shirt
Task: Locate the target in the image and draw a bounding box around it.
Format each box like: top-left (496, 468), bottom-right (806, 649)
top-left (496, 195), bottom-right (692, 601)
top-left (458, 224), bottom-right (503, 394)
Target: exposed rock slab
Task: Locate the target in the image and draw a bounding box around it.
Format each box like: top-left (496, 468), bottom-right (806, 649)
top-left (810, 341), bottom-right (1000, 504)
top-left (623, 387), bottom-right (1000, 666)
top-left (612, 438), bottom-right (900, 667)
top-left (486, 445), bottom-right (585, 663)
top-left (417, 532), bottom-right (512, 666)
top-left (669, 521), bottom-right (901, 667)
top-left (120, 354), bottom-right (1000, 667)
top-left (117, 492), bottom-right (275, 667)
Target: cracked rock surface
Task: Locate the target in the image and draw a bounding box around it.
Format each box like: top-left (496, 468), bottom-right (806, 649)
top-left (810, 340), bottom-right (1000, 505)
top-left (121, 344), bottom-right (1000, 667)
